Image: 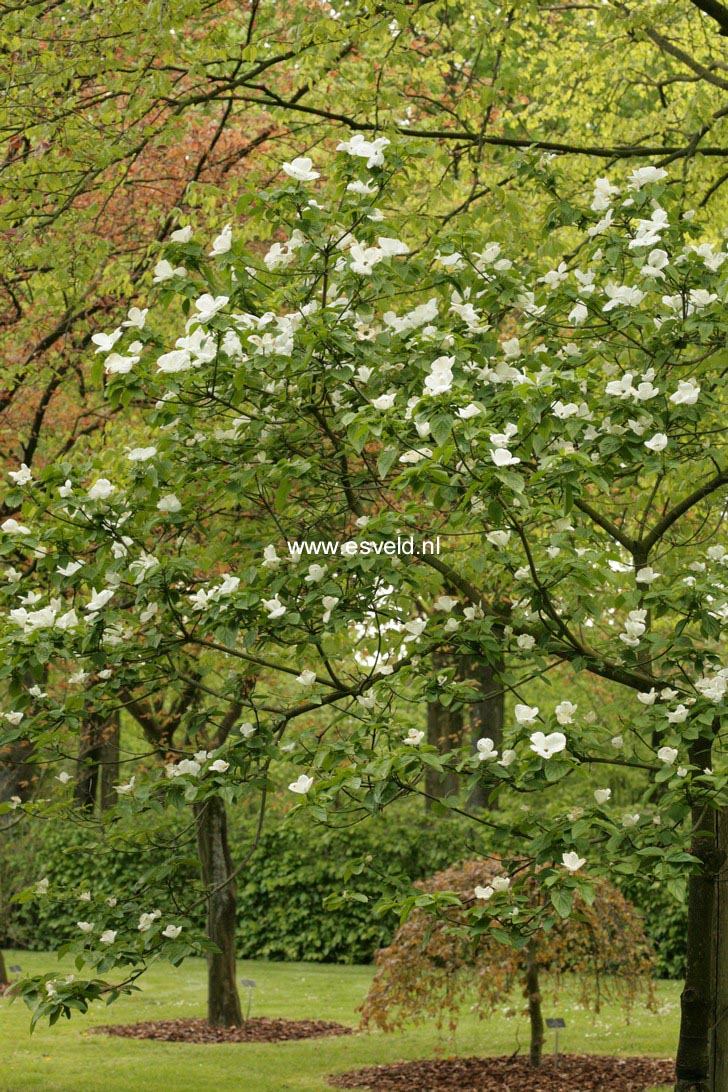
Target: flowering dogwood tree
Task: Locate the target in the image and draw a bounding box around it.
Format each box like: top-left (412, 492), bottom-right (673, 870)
top-left (1, 143), bottom-right (727, 1089)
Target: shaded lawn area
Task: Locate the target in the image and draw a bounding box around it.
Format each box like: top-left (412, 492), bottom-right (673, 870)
top-left (0, 952), bottom-right (677, 1091)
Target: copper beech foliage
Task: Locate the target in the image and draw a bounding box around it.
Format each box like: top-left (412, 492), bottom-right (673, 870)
top-left (360, 859), bottom-right (656, 1034)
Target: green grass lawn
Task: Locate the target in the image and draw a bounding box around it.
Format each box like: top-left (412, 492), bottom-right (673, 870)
top-left (0, 952), bottom-right (676, 1092)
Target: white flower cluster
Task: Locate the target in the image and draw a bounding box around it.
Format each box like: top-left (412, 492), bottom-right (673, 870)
top-left (264, 229), bottom-right (307, 271)
top-left (619, 609), bottom-right (647, 648)
top-left (336, 134), bottom-right (390, 169)
top-left (188, 574), bottom-right (240, 610)
top-left (342, 236), bottom-right (410, 276)
top-left (10, 598), bottom-right (80, 634)
top-left (165, 752), bottom-right (230, 778)
top-left (474, 875), bottom-right (511, 900)
top-left (695, 670), bottom-right (728, 703)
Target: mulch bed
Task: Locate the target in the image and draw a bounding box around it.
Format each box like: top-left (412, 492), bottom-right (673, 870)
top-left (94, 1016), bottom-right (354, 1043)
top-left (329, 1054), bottom-right (675, 1091)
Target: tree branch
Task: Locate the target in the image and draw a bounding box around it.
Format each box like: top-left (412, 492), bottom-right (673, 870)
top-left (416, 553), bottom-right (496, 610)
top-left (574, 497), bottom-right (637, 554)
top-left (639, 468), bottom-right (728, 554)
top-left (689, 0), bottom-right (728, 35)
top-left (228, 87), bottom-right (728, 158)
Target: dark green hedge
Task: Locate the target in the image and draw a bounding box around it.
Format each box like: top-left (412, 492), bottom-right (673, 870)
top-left (1, 804), bottom-right (685, 973)
top-left (234, 812), bottom-right (479, 963)
top-left (1, 804), bottom-right (480, 964)
top-left (1, 814), bottom-right (200, 952)
top-left (616, 872), bottom-right (687, 980)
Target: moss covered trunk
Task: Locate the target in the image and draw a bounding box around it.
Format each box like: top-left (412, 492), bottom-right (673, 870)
top-left (194, 795), bottom-right (243, 1027)
top-left (525, 941), bottom-right (544, 1068)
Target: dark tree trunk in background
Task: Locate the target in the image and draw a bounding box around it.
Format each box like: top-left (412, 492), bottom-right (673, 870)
top-left (74, 712), bottom-right (120, 812)
top-left (525, 941), bottom-right (544, 1068)
top-left (0, 739), bottom-right (36, 810)
top-left (99, 713), bottom-right (120, 811)
top-left (0, 949), bottom-right (8, 988)
top-left (467, 655), bottom-right (505, 809)
top-left (426, 653), bottom-right (505, 808)
top-left (426, 652), bottom-right (463, 802)
top-left (675, 738), bottom-right (721, 1092)
top-left (0, 669), bottom-right (43, 813)
top-left (194, 796), bottom-right (243, 1027)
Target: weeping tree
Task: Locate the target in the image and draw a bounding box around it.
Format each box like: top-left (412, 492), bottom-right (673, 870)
top-left (361, 858), bottom-right (656, 1067)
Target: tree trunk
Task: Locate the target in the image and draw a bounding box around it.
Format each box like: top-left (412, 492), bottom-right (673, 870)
top-left (675, 739), bottom-right (721, 1091)
top-left (426, 652), bottom-right (463, 803)
top-left (0, 949), bottom-right (8, 988)
top-left (525, 941), bottom-right (544, 1067)
top-left (193, 796), bottom-right (243, 1027)
top-left (74, 712), bottom-right (120, 812)
top-left (426, 653), bottom-right (505, 808)
top-left (710, 807), bottom-right (728, 1091)
top-left (467, 655), bottom-right (505, 809)
top-left (0, 670), bottom-right (44, 818)
top-left (99, 712), bottom-right (120, 811)
top-left (74, 716), bottom-right (102, 810)
top-left (0, 738), bottom-right (36, 813)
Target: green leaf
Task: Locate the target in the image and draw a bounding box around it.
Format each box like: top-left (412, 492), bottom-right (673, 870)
top-left (377, 446), bottom-right (398, 479)
top-left (429, 413), bottom-right (454, 447)
top-left (550, 888), bottom-right (573, 919)
top-left (544, 760), bottom-right (570, 782)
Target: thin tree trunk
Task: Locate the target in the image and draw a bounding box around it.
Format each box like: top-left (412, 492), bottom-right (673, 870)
top-left (525, 941), bottom-right (544, 1067)
top-left (675, 740), bottom-right (720, 1091)
top-left (193, 796), bottom-right (243, 1027)
top-left (0, 949), bottom-right (8, 988)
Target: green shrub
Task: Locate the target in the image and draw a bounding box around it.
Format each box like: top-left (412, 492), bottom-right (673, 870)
top-left (0, 814), bottom-right (200, 952)
top-left (0, 823), bottom-right (39, 951)
top-left (616, 872), bottom-right (687, 980)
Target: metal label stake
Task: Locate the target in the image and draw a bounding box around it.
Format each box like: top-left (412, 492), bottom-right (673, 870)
top-left (545, 1017), bottom-right (566, 1065)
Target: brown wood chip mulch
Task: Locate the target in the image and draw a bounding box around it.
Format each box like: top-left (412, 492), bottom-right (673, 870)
top-left (93, 1016), bottom-right (354, 1043)
top-left (328, 1054), bottom-right (675, 1091)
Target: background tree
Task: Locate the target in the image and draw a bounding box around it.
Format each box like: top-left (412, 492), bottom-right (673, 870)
top-left (2, 82), bottom-right (727, 1092)
top-left (3, 0), bottom-right (727, 483)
